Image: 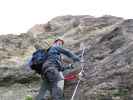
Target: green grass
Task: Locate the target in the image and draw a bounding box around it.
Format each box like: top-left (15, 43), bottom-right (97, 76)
top-left (25, 95), bottom-right (33, 100)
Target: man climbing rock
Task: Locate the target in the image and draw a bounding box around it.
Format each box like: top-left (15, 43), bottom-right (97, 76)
top-left (35, 38), bottom-right (80, 100)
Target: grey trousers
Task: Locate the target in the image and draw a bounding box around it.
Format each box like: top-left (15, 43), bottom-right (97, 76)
top-left (36, 72), bottom-right (64, 100)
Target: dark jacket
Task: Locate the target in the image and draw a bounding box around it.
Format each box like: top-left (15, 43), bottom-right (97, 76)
top-left (43, 45), bottom-right (80, 71)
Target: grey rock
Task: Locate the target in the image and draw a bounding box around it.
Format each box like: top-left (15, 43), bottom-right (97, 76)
top-left (1, 15), bottom-right (133, 100)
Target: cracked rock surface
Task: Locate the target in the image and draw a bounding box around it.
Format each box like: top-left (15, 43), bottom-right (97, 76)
top-left (1, 15), bottom-right (133, 100)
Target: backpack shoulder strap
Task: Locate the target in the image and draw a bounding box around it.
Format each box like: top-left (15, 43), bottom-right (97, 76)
top-left (46, 46), bottom-right (51, 52)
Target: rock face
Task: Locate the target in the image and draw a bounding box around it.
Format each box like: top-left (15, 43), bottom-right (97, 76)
top-left (72, 20), bottom-right (133, 100)
top-left (1, 15), bottom-right (133, 100)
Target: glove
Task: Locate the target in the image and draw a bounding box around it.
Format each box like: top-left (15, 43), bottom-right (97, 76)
top-left (61, 64), bottom-right (74, 71)
top-left (68, 64), bottom-right (74, 69)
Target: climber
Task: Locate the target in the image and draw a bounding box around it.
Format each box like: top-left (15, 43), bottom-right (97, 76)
top-left (36, 38), bottom-right (80, 100)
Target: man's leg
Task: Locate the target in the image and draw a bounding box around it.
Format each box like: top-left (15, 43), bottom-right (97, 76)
top-left (44, 68), bottom-right (65, 100)
top-left (51, 79), bottom-right (64, 100)
top-left (36, 79), bottom-right (50, 100)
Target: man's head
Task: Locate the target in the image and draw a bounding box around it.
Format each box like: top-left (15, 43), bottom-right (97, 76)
top-left (53, 39), bottom-right (64, 47)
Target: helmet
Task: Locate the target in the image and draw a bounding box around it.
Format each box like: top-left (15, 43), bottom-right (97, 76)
top-left (54, 38), bottom-right (64, 44)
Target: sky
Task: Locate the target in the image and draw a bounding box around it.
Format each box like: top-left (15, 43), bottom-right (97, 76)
top-left (0, 0), bottom-right (133, 35)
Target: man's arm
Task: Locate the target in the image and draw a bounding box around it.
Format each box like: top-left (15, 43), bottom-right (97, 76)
top-left (55, 47), bottom-right (80, 62)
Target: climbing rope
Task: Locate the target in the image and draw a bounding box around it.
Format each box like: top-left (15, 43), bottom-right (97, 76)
top-left (70, 43), bottom-right (86, 100)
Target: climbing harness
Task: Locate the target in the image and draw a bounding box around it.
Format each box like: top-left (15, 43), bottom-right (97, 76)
top-left (70, 43), bottom-right (86, 100)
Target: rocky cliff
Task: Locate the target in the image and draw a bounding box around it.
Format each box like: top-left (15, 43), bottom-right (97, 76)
top-left (0, 15), bottom-right (133, 100)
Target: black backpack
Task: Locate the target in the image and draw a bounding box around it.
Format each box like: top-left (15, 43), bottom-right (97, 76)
top-left (29, 48), bottom-right (50, 74)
